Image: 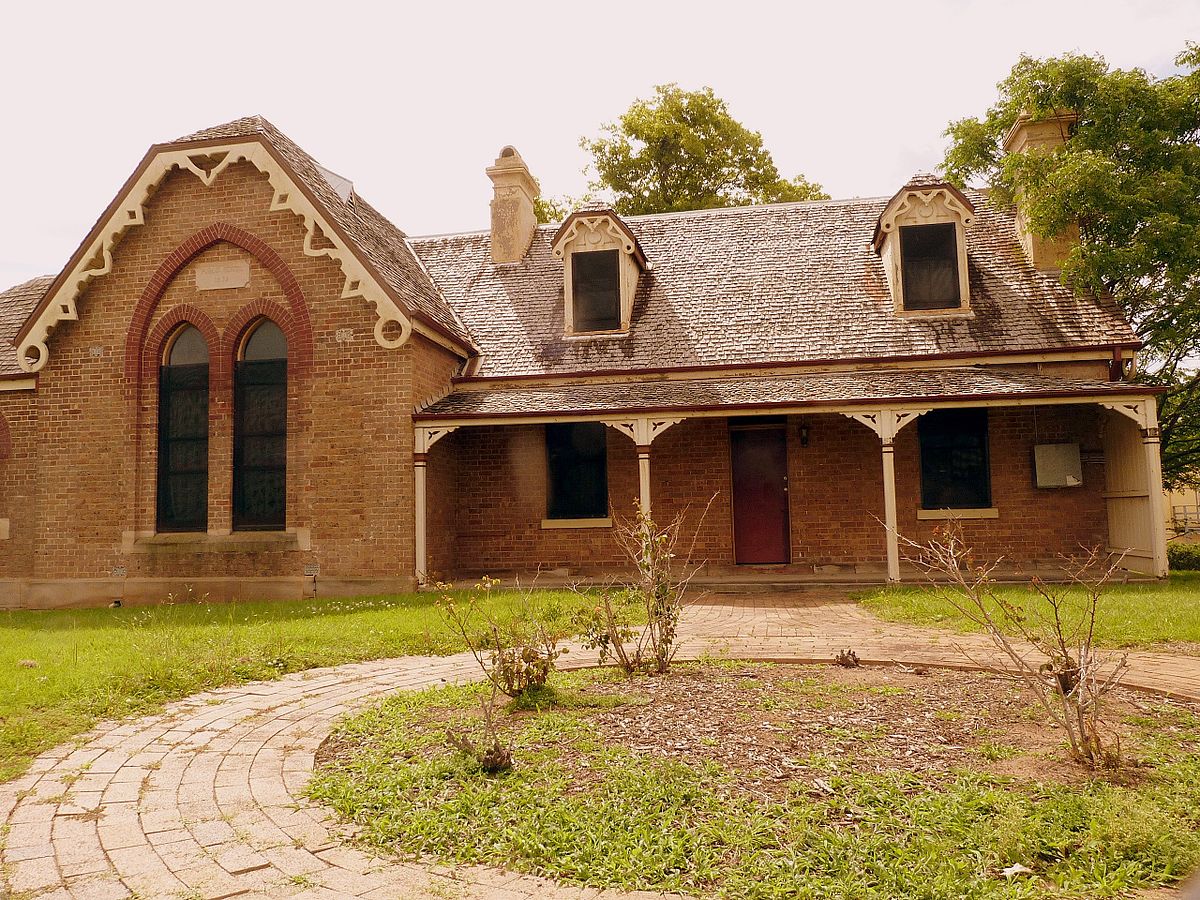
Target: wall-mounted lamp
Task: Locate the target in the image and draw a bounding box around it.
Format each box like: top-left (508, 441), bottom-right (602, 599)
top-left (800, 425), bottom-right (810, 447)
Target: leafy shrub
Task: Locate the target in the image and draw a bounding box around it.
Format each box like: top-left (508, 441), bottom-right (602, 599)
top-left (1168, 542), bottom-right (1200, 571)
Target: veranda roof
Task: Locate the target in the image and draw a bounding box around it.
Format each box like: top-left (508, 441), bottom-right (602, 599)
top-left (415, 367), bottom-right (1160, 421)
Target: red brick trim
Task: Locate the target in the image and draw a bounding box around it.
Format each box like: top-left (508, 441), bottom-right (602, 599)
top-left (142, 306), bottom-right (225, 390)
top-left (123, 223), bottom-right (313, 387)
top-left (223, 300), bottom-right (308, 374)
top-left (0, 412), bottom-right (10, 461)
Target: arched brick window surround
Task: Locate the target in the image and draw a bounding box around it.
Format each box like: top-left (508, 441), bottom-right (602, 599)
top-left (224, 302), bottom-right (307, 367)
top-left (143, 306), bottom-right (223, 390)
top-left (124, 222), bottom-right (313, 390)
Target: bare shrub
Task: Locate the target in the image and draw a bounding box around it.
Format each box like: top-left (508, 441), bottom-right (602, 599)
top-left (445, 684), bottom-right (513, 774)
top-left (438, 576), bottom-right (567, 699)
top-left (575, 498), bottom-right (710, 676)
top-left (902, 523), bottom-right (1128, 768)
top-left (834, 649), bottom-right (861, 668)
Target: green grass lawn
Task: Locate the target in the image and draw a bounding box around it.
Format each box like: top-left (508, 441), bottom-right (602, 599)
top-left (858, 571), bottom-right (1200, 651)
top-left (0, 588), bottom-right (583, 783)
top-left (308, 667), bottom-right (1200, 899)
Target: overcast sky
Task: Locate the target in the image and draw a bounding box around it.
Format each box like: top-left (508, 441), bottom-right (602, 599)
top-left (0, 0), bottom-right (1196, 289)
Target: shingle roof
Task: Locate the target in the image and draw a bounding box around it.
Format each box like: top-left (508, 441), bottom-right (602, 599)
top-left (410, 191), bottom-right (1136, 379)
top-left (175, 117), bottom-right (474, 349)
top-left (0, 275), bottom-right (53, 377)
top-left (416, 367), bottom-right (1151, 419)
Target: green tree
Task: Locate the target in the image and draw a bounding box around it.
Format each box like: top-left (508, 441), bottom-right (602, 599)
top-left (577, 84), bottom-right (827, 217)
top-left (942, 45), bottom-right (1200, 487)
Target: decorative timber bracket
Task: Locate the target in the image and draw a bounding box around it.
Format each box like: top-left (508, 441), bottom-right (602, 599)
top-left (414, 425), bottom-right (459, 457)
top-left (18, 141), bottom-right (415, 373)
top-left (1100, 399), bottom-right (1159, 438)
top-left (603, 417), bottom-right (683, 452)
top-left (840, 408), bottom-right (930, 584)
top-left (841, 409), bottom-right (930, 446)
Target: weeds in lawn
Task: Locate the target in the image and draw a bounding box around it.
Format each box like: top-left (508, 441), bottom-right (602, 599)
top-left (0, 588), bottom-right (588, 782)
top-left (904, 524), bottom-right (1128, 768)
top-left (445, 683), bottom-right (513, 774)
top-left (309, 667), bottom-right (1200, 899)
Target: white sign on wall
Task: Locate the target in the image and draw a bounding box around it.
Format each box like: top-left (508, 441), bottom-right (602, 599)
top-left (195, 260), bottom-right (251, 291)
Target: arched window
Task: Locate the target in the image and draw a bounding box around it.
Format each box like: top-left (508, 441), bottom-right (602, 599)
top-left (157, 325), bottom-right (209, 532)
top-left (234, 319), bottom-right (287, 530)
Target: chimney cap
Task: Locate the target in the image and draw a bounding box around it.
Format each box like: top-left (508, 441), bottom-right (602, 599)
top-left (1002, 109), bottom-right (1078, 153)
top-left (486, 145), bottom-right (539, 198)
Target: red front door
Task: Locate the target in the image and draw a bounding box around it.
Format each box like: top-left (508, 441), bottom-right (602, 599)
top-left (731, 425), bottom-right (790, 564)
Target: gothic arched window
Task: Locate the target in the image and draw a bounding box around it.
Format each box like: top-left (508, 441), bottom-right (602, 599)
top-left (233, 319), bottom-right (287, 530)
top-left (157, 325), bottom-right (209, 532)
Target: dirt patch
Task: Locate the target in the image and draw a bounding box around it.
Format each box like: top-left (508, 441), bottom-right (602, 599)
top-left (572, 664), bottom-right (1200, 795)
top-left (317, 663), bottom-right (1200, 799)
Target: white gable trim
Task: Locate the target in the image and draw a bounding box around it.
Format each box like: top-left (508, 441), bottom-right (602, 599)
top-left (18, 141), bottom-right (413, 373)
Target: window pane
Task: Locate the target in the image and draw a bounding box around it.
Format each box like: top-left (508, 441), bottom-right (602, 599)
top-left (546, 422), bottom-right (608, 519)
top-left (919, 409), bottom-right (991, 509)
top-left (237, 469), bottom-right (287, 525)
top-left (168, 326), bottom-right (209, 366)
top-left (243, 320), bottom-right (287, 361)
top-left (234, 358), bottom-right (287, 530)
top-left (572, 251), bottom-right (620, 332)
top-left (157, 357), bottom-right (209, 532)
top-left (166, 439), bottom-right (208, 474)
top-left (164, 383), bottom-right (208, 439)
top-left (900, 223), bottom-right (960, 310)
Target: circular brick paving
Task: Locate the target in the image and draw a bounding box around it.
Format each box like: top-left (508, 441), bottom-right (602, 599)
top-left (3, 591), bottom-right (1198, 899)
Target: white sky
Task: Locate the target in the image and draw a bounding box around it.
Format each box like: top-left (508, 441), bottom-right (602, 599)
top-left (0, 0), bottom-right (1197, 289)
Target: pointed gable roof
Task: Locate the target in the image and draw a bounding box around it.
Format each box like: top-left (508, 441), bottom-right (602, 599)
top-left (550, 204), bottom-right (650, 270)
top-left (169, 117), bottom-right (473, 348)
top-left (13, 116), bottom-right (475, 372)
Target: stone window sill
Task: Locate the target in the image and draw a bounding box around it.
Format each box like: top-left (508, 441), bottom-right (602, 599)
top-left (123, 528), bottom-right (311, 553)
top-left (916, 507), bottom-right (999, 520)
top-left (895, 306), bottom-right (974, 319)
top-left (540, 517), bottom-right (613, 530)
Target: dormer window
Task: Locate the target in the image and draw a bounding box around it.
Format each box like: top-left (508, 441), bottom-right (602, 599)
top-left (873, 176), bottom-right (975, 315)
top-left (900, 223), bottom-right (960, 310)
top-left (551, 206), bottom-right (649, 336)
top-left (572, 250), bottom-right (621, 331)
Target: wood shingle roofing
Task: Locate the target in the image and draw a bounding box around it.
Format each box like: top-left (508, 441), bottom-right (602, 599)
top-left (410, 190), bottom-right (1136, 379)
top-left (415, 367), bottom-right (1157, 420)
top-left (0, 276), bottom-right (53, 377)
top-left (0, 119), bottom-right (1139, 383)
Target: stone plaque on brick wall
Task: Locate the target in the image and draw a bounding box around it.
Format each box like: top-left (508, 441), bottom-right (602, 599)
top-left (195, 260), bottom-right (250, 291)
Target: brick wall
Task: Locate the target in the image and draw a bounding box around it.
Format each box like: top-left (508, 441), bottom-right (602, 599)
top-left (0, 393), bottom-right (37, 577)
top-left (4, 161), bottom-right (464, 603)
top-left (439, 406), bottom-right (1110, 577)
top-left (895, 404), bottom-right (1108, 560)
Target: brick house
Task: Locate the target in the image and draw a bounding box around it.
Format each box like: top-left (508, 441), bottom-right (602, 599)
top-left (0, 116), bottom-right (1169, 608)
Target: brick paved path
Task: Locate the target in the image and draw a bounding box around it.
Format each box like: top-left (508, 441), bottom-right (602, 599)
top-left (3, 591), bottom-right (1198, 899)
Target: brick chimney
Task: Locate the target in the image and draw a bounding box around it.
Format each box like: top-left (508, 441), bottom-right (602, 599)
top-left (486, 146), bottom-right (539, 264)
top-left (1002, 110), bottom-right (1079, 272)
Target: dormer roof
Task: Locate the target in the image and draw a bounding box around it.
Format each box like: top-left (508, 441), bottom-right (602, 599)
top-left (871, 174), bottom-right (976, 252)
top-left (550, 206), bottom-right (650, 271)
